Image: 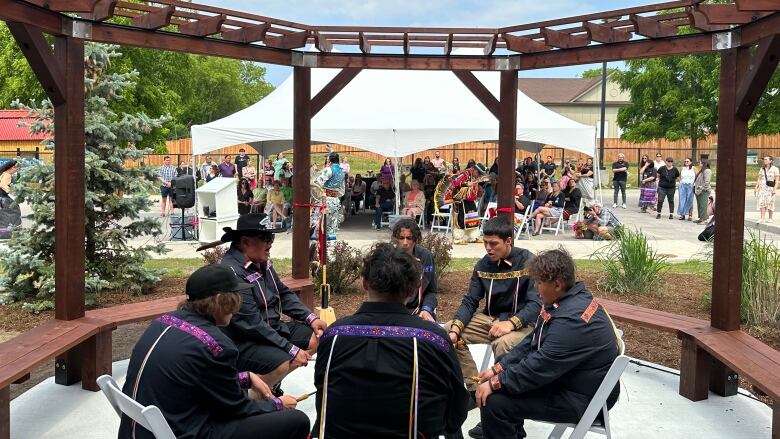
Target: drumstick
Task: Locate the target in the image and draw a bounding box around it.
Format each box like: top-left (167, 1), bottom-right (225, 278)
top-left (296, 391), bottom-right (317, 402)
top-left (470, 376), bottom-right (481, 383)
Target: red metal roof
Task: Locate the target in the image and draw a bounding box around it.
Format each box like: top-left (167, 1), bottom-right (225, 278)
top-left (0, 109), bottom-right (46, 142)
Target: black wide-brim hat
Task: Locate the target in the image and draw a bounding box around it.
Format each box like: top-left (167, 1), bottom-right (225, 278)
top-left (220, 213), bottom-right (286, 243)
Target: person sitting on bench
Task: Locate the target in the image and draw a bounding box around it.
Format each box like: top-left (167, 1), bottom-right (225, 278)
top-left (220, 213), bottom-right (327, 391)
top-left (119, 265), bottom-right (310, 439)
top-left (475, 249), bottom-right (621, 438)
top-left (312, 243), bottom-right (469, 438)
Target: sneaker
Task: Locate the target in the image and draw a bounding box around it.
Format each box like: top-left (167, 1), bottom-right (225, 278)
top-left (656, 214), bottom-right (661, 219)
top-left (669, 215), bottom-right (674, 219)
top-left (468, 422), bottom-right (483, 438)
top-left (612, 203), bottom-right (618, 208)
top-left (767, 219), bottom-right (774, 223)
top-left (622, 203), bottom-right (627, 209)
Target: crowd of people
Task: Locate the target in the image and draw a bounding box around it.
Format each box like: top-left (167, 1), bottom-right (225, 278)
top-left (120, 215), bottom-right (621, 439)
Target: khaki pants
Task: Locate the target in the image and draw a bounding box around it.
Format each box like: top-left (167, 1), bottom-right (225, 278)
top-left (445, 313), bottom-right (533, 391)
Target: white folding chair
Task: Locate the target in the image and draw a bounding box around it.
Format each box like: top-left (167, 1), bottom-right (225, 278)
top-left (480, 202), bottom-right (497, 231)
top-left (430, 204), bottom-right (451, 234)
top-left (543, 330), bottom-right (628, 439)
top-left (417, 212), bottom-right (426, 228)
top-left (540, 215), bottom-right (564, 236)
top-left (97, 375), bottom-right (176, 439)
top-left (515, 204), bottom-right (532, 240)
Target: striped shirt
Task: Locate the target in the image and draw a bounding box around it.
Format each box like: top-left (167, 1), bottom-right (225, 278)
top-left (157, 165), bottom-right (177, 184)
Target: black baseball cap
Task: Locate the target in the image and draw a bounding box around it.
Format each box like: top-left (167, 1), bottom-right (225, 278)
top-left (185, 265), bottom-right (252, 301)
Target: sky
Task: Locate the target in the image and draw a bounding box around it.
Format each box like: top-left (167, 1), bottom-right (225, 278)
top-left (199, 0), bottom-right (651, 85)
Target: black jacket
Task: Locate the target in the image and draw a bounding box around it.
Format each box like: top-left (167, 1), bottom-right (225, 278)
top-left (494, 282), bottom-right (620, 417)
top-left (453, 247), bottom-right (540, 328)
top-left (313, 302), bottom-right (469, 438)
top-left (119, 309), bottom-right (282, 439)
top-left (221, 248), bottom-right (316, 356)
top-left (405, 245), bottom-right (438, 317)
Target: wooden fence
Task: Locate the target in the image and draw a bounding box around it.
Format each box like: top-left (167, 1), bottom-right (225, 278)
top-left (164, 134), bottom-right (780, 167)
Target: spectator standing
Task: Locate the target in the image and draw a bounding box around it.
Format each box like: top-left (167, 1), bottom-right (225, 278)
top-left (339, 156), bottom-right (350, 180)
top-left (373, 178), bottom-right (396, 230)
top-left (541, 155), bottom-right (557, 183)
top-left (694, 159), bottom-right (713, 224)
top-left (638, 156), bottom-right (658, 212)
top-left (380, 158), bottom-right (395, 181)
top-left (156, 155), bottom-right (176, 217)
top-left (559, 159), bottom-right (575, 189)
top-left (653, 153), bottom-right (665, 171)
top-left (237, 178), bottom-right (254, 215)
top-left (350, 174), bottom-right (367, 214)
top-left (235, 148), bottom-right (250, 178)
top-left (199, 155), bottom-right (215, 179)
top-left (263, 159), bottom-right (275, 186)
top-left (399, 173), bottom-right (411, 197)
top-left (411, 158), bottom-right (426, 184)
top-left (489, 157), bottom-right (499, 175)
top-left (273, 152), bottom-right (289, 181)
top-left (281, 162), bottom-right (293, 180)
top-left (176, 159), bottom-right (196, 178)
top-left (243, 157), bottom-right (257, 189)
top-left (677, 158), bottom-right (696, 220)
top-left (577, 157), bottom-right (595, 206)
top-left (611, 153), bottom-right (629, 209)
top-left (523, 172), bottom-right (540, 202)
top-left (205, 165), bottom-right (219, 183)
top-left (522, 157), bottom-right (536, 176)
top-left (656, 157), bottom-right (680, 219)
top-left (451, 157), bottom-right (461, 173)
top-left (219, 155), bottom-right (237, 178)
top-left (756, 156), bottom-right (779, 223)
top-left (367, 178), bottom-right (380, 208)
top-left (432, 151), bottom-right (445, 172)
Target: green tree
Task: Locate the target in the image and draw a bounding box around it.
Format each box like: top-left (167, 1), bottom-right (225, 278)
top-left (0, 44), bottom-right (168, 311)
top-left (0, 23), bottom-right (44, 106)
top-left (580, 66), bottom-right (620, 79)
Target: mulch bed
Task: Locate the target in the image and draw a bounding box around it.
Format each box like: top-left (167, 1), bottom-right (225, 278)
top-left (5, 268), bottom-right (779, 406)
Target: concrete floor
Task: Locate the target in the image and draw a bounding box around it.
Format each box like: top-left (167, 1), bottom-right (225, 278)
top-left (10, 346), bottom-right (772, 438)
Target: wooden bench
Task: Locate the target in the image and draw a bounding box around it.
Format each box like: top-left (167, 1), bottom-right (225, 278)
top-left (0, 276), bottom-right (313, 439)
top-left (599, 298), bottom-right (709, 333)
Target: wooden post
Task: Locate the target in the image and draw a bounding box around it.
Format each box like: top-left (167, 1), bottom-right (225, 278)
top-left (0, 387), bottom-right (8, 439)
top-left (497, 70), bottom-right (518, 222)
top-left (53, 35), bottom-right (86, 386)
top-left (711, 47), bottom-right (750, 331)
top-left (292, 67), bottom-right (312, 293)
top-left (80, 331), bottom-right (112, 391)
top-left (679, 335), bottom-right (711, 401)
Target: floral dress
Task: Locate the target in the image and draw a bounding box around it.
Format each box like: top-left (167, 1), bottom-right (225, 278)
top-left (757, 165), bottom-right (779, 210)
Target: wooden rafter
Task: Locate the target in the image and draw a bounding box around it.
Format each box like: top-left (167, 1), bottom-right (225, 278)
top-left (697, 3), bottom-right (770, 24)
top-left (221, 23), bottom-right (270, 44)
top-left (27, 0), bottom-right (100, 12)
top-left (452, 70), bottom-right (499, 118)
top-left (444, 34), bottom-right (453, 55)
top-left (736, 34), bottom-right (780, 120)
top-left (311, 68), bottom-right (362, 117)
top-left (483, 34), bottom-right (497, 56)
top-left (687, 5), bottom-right (730, 32)
top-left (314, 32), bottom-right (332, 53)
top-left (89, 0), bottom-right (117, 21)
top-left (736, 0), bottom-right (780, 12)
top-left (265, 30), bottom-right (310, 49)
top-left (178, 14), bottom-right (226, 37)
top-left (541, 27), bottom-right (590, 49)
top-left (359, 32), bottom-right (371, 54)
top-left (131, 5), bottom-right (175, 30)
top-left (629, 13), bottom-right (680, 38)
top-left (403, 33), bottom-right (411, 55)
top-left (584, 22), bottom-right (632, 44)
top-left (6, 22), bottom-right (64, 105)
top-left (502, 34), bottom-right (550, 53)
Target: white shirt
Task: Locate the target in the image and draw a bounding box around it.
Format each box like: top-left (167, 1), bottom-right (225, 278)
top-left (680, 167), bottom-right (696, 185)
top-left (653, 159), bottom-right (665, 170)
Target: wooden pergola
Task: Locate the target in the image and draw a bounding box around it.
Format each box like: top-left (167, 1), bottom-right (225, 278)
top-left (1, 0), bottom-right (780, 437)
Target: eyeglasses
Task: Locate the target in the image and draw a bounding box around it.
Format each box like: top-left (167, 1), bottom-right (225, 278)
top-left (666, 160), bottom-right (674, 163)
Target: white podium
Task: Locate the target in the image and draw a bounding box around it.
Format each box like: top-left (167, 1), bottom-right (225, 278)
top-left (196, 177), bottom-right (239, 242)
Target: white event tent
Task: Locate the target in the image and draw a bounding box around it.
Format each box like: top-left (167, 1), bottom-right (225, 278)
top-left (191, 69), bottom-right (597, 160)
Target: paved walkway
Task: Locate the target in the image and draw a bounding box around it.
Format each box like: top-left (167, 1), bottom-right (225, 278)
top-left (10, 352), bottom-right (772, 438)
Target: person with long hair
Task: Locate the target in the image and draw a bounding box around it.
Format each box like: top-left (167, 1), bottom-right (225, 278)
top-left (380, 158), bottom-right (395, 181)
top-left (638, 154), bottom-right (657, 212)
top-left (273, 152), bottom-right (288, 181)
top-left (756, 156), bottom-right (779, 223)
top-left (119, 265), bottom-right (310, 439)
top-left (562, 178), bottom-right (582, 219)
top-left (523, 172), bottom-right (540, 202)
top-left (677, 157), bottom-right (696, 220)
top-left (0, 160), bottom-right (19, 198)
top-left (391, 218), bottom-right (438, 321)
top-left (0, 159), bottom-right (22, 238)
top-left (577, 158), bottom-right (595, 206)
top-left (242, 157), bottom-right (257, 189)
top-left (411, 157), bottom-right (426, 184)
top-left (267, 181), bottom-right (287, 228)
top-left (237, 178), bottom-right (254, 215)
top-left (531, 181), bottom-right (565, 236)
top-left (694, 159), bottom-right (713, 224)
top-left (451, 157), bottom-right (461, 174)
top-left (401, 179), bottom-right (426, 218)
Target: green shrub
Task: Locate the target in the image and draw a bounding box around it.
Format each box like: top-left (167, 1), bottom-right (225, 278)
top-left (741, 231), bottom-right (780, 326)
top-left (592, 228), bottom-right (669, 295)
top-left (313, 241), bottom-right (363, 295)
top-left (419, 232), bottom-right (453, 279)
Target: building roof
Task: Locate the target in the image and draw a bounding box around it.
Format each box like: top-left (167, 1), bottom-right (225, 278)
top-left (518, 77), bottom-right (602, 104)
top-left (0, 109), bottom-right (46, 142)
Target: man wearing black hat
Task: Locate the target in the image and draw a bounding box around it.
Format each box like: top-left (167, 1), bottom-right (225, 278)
top-left (120, 265), bottom-right (310, 439)
top-left (219, 213), bottom-right (327, 388)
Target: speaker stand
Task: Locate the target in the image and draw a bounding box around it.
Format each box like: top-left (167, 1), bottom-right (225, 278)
top-left (170, 207), bottom-right (196, 241)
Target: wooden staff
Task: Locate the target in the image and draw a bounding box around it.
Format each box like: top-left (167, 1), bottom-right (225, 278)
top-left (296, 391), bottom-right (317, 402)
top-left (315, 210), bottom-right (336, 325)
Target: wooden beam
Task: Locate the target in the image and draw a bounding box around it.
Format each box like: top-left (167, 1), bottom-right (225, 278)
top-left (89, 0), bottom-right (117, 21)
top-left (736, 34), bottom-right (780, 121)
top-left (679, 336), bottom-right (711, 401)
top-left (584, 21), bottom-right (632, 44)
top-left (6, 22), bottom-right (65, 106)
top-left (740, 12), bottom-right (780, 47)
top-left (687, 6), bottom-right (730, 33)
top-left (53, 35), bottom-right (86, 322)
top-left (483, 34), bottom-right (497, 56)
top-left (497, 70), bottom-right (518, 224)
top-left (0, 387), bottom-right (8, 439)
top-left (265, 30), bottom-right (310, 49)
top-left (311, 68), bottom-right (362, 117)
top-left (0, 0), bottom-right (64, 35)
top-left (711, 46), bottom-right (751, 331)
top-left (736, 0), bottom-right (780, 12)
top-left (629, 14), bottom-right (680, 38)
top-left (443, 33), bottom-right (453, 55)
top-left (452, 70), bottom-right (499, 119)
top-left (697, 3), bottom-right (770, 25)
top-left (131, 5), bottom-right (175, 30)
top-left (314, 32), bottom-right (332, 53)
top-left (403, 33), bottom-right (411, 55)
top-left (177, 14), bottom-right (226, 37)
top-left (221, 23), bottom-right (270, 44)
top-left (292, 66), bottom-right (311, 285)
top-left (541, 27), bottom-right (590, 49)
top-left (502, 33), bottom-right (550, 53)
top-left (29, 0), bottom-right (99, 12)
top-left (359, 32), bottom-right (372, 54)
